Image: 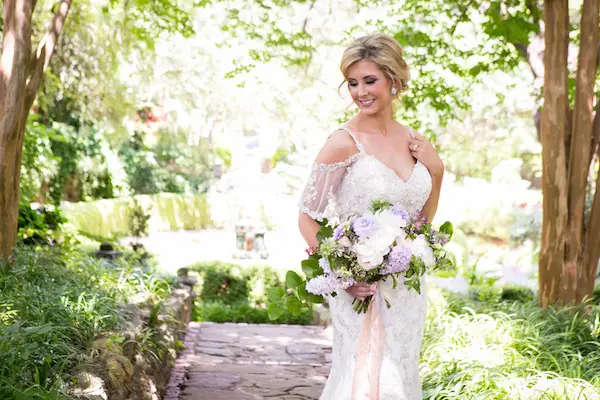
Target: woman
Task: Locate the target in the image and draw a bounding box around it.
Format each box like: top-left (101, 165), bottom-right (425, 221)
top-left (298, 33), bottom-right (444, 400)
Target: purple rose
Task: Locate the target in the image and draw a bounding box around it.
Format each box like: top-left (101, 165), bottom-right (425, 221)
top-left (380, 245), bottom-right (412, 275)
top-left (353, 214), bottom-right (377, 238)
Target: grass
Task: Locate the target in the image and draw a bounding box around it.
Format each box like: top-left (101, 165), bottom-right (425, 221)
top-left (422, 285), bottom-right (600, 399)
top-left (0, 246), bottom-right (173, 399)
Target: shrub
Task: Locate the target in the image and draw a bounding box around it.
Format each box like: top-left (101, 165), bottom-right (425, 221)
top-left (189, 261), bottom-right (313, 325)
top-left (18, 202), bottom-right (75, 247)
top-left (423, 286), bottom-right (600, 399)
top-left (0, 246), bottom-right (173, 397)
top-left (194, 302), bottom-right (313, 325)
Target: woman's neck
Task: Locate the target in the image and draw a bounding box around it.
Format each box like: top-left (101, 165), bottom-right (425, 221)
top-left (354, 110), bottom-right (396, 136)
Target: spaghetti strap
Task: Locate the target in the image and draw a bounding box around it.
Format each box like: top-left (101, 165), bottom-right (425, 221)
top-left (407, 126), bottom-right (416, 138)
top-left (339, 125), bottom-right (365, 153)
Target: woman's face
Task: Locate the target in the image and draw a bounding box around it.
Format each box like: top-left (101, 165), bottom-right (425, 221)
top-left (346, 59), bottom-right (394, 116)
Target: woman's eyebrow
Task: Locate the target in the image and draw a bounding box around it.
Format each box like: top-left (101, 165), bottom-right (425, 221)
top-left (348, 74), bottom-right (378, 80)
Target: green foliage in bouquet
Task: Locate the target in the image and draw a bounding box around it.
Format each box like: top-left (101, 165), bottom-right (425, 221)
top-left (266, 220), bottom-right (332, 321)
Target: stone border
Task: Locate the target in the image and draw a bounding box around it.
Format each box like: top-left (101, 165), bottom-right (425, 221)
top-left (70, 268), bottom-right (196, 400)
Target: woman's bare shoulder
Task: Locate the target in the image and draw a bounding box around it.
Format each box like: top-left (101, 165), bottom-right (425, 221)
top-left (315, 129), bottom-right (359, 165)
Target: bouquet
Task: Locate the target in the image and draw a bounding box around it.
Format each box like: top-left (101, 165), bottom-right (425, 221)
top-left (267, 199), bottom-right (453, 320)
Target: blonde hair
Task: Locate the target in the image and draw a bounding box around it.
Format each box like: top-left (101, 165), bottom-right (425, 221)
top-left (339, 33), bottom-right (410, 95)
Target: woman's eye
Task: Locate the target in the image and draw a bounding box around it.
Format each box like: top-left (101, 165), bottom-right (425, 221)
top-left (366, 80), bottom-right (376, 84)
top-left (348, 82), bottom-right (358, 87)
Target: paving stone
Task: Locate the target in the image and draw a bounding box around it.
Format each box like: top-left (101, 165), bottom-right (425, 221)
top-left (169, 322), bottom-right (332, 399)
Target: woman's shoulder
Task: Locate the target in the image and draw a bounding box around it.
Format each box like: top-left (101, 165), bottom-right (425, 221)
top-left (314, 128), bottom-right (360, 165)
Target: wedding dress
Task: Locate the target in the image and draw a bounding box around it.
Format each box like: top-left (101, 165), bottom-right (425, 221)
top-left (299, 124), bottom-right (433, 400)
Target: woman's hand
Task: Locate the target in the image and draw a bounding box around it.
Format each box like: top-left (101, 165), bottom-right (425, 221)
top-left (345, 283), bottom-right (377, 301)
top-left (409, 132), bottom-right (444, 177)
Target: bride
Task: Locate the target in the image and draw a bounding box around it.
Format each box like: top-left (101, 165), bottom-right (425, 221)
top-left (298, 33), bottom-right (444, 400)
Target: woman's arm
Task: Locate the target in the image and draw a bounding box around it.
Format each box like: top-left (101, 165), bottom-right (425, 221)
top-left (408, 131), bottom-right (444, 223)
top-left (297, 129), bottom-right (358, 248)
top-left (298, 212), bottom-right (321, 249)
top-left (421, 170), bottom-right (443, 223)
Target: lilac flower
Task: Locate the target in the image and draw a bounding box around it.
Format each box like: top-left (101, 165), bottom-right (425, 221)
top-left (436, 233), bottom-right (450, 246)
top-left (306, 275), bottom-right (339, 295)
top-left (353, 214), bottom-right (377, 238)
top-left (318, 257), bottom-right (332, 275)
top-left (412, 212), bottom-right (428, 232)
top-left (338, 277), bottom-right (357, 290)
top-left (333, 224), bottom-right (345, 240)
top-left (391, 204), bottom-right (410, 221)
top-left (380, 245), bottom-right (412, 274)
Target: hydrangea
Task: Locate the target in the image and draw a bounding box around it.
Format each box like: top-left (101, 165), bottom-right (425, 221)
top-left (306, 275), bottom-right (339, 295)
top-left (391, 204), bottom-right (410, 222)
top-left (353, 214), bottom-right (377, 238)
top-left (380, 245), bottom-right (412, 274)
top-left (318, 257), bottom-right (332, 275)
top-left (333, 224), bottom-right (345, 240)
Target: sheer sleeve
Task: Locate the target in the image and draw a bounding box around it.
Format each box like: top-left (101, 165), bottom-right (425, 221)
top-left (298, 153), bottom-right (360, 221)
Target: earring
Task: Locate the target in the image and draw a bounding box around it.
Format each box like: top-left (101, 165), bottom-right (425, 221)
top-left (391, 88), bottom-right (398, 95)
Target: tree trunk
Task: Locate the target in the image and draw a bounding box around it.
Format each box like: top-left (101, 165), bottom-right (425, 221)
top-left (0, 0), bottom-right (34, 259)
top-left (0, 0), bottom-right (71, 258)
top-left (539, 0), bottom-right (600, 306)
top-left (571, 0), bottom-right (600, 302)
top-left (539, 0), bottom-right (570, 307)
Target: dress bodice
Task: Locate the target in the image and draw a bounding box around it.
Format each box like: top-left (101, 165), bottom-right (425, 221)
top-left (299, 125), bottom-right (433, 223)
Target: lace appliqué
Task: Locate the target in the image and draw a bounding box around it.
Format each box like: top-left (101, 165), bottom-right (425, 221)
top-left (298, 153), bottom-right (360, 222)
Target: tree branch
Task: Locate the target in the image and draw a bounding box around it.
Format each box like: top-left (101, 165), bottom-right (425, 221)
top-left (302, 0), bottom-right (318, 34)
top-left (450, 0), bottom-right (476, 36)
top-left (24, 0), bottom-right (72, 111)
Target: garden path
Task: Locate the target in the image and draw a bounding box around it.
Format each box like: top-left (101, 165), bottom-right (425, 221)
top-left (164, 322), bottom-right (332, 400)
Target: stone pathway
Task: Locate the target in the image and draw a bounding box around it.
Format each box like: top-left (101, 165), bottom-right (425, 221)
top-left (164, 322), bottom-right (333, 400)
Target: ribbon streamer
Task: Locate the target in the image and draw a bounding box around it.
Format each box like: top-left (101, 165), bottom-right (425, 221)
top-left (351, 285), bottom-right (390, 400)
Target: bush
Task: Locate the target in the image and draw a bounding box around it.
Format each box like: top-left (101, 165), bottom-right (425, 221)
top-left (422, 286), bottom-right (600, 399)
top-left (0, 246), bottom-right (173, 398)
top-left (194, 302), bottom-right (313, 325)
top-left (189, 261), bottom-right (313, 325)
top-left (61, 192), bottom-right (213, 237)
top-left (18, 202), bottom-right (75, 247)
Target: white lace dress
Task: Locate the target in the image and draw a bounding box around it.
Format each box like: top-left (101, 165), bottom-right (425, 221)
top-left (299, 125), bottom-right (433, 400)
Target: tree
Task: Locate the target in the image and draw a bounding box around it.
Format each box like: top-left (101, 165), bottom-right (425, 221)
top-left (0, 0), bottom-right (196, 258)
top-left (0, 0), bottom-right (72, 259)
top-left (539, 0), bottom-right (600, 306)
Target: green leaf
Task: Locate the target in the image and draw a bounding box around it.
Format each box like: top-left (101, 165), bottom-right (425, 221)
top-left (316, 222), bottom-right (333, 241)
top-left (301, 258), bottom-right (319, 278)
top-left (286, 295), bottom-right (303, 315)
top-left (308, 294), bottom-right (324, 304)
top-left (268, 303), bottom-right (284, 320)
top-left (297, 282), bottom-right (308, 301)
top-left (439, 221), bottom-right (454, 239)
top-left (286, 271), bottom-right (303, 289)
top-left (267, 287), bottom-right (285, 302)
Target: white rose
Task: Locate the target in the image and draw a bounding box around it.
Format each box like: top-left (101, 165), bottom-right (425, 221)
top-left (411, 235), bottom-right (436, 267)
top-left (395, 233), bottom-right (413, 247)
top-left (376, 210), bottom-right (406, 235)
top-left (354, 242), bottom-right (386, 270)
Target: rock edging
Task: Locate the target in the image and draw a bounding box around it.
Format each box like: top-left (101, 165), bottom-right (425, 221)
top-left (70, 268), bottom-right (196, 400)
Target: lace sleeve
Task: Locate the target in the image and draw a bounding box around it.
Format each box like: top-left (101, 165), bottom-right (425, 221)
top-left (298, 153), bottom-right (360, 221)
